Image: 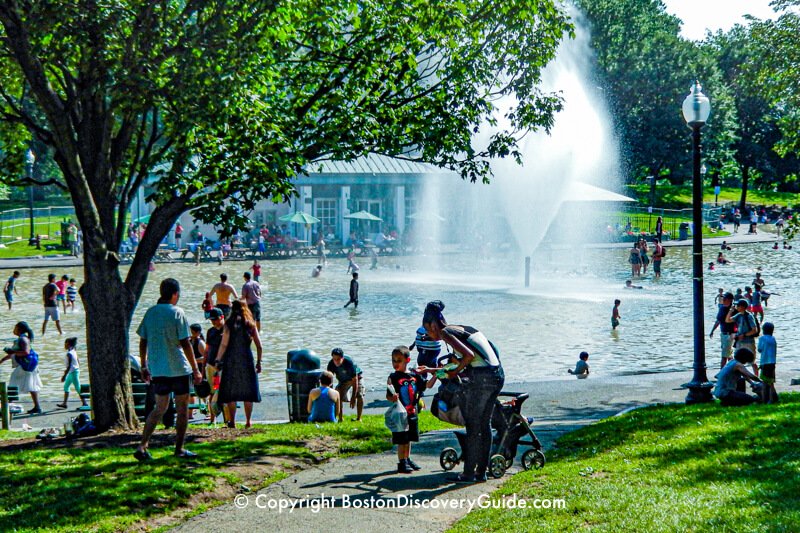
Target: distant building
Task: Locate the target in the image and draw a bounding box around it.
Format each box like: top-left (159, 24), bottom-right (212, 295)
top-left (175, 154), bottom-right (453, 244)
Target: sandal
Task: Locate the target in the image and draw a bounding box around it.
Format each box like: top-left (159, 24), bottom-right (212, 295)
top-left (56, 403), bottom-right (67, 409)
top-left (174, 449), bottom-right (197, 458)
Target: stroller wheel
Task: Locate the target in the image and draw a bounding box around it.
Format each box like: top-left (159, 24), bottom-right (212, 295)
top-left (522, 449), bottom-right (546, 470)
top-left (440, 448), bottom-right (459, 471)
top-left (489, 454), bottom-right (507, 478)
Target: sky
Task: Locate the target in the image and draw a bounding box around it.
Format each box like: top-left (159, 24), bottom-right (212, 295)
top-left (661, 0), bottom-right (780, 40)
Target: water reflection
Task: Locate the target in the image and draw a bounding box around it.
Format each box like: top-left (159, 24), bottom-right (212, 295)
top-left (0, 241), bottom-right (795, 396)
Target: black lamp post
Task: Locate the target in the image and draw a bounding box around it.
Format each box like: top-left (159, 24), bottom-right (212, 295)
top-left (682, 81), bottom-right (713, 404)
top-left (26, 149), bottom-right (35, 241)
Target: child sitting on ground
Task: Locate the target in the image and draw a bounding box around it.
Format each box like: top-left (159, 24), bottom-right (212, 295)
top-left (307, 371), bottom-right (341, 423)
top-left (568, 351), bottom-right (590, 378)
top-left (386, 346), bottom-right (430, 474)
top-left (757, 322), bottom-right (778, 404)
top-left (57, 337), bottom-right (87, 409)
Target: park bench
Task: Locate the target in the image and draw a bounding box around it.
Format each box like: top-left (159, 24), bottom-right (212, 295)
top-left (79, 382), bottom-right (205, 420)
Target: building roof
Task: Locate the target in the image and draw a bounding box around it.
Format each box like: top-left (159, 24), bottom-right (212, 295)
top-left (307, 154), bottom-right (446, 176)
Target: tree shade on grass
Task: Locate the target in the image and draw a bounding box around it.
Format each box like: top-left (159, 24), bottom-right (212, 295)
top-left (451, 394), bottom-right (800, 532)
top-left (0, 413), bottom-right (449, 532)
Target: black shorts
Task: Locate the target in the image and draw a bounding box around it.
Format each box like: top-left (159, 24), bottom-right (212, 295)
top-left (391, 415), bottom-right (419, 445)
top-left (248, 302), bottom-right (261, 322)
top-left (760, 363), bottom-right (776, 384)
top-left (151, 375), bottom-right (191, 396)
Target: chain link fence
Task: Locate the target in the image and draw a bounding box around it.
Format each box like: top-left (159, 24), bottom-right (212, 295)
top-left (0, 206), bottom-right (75, 245)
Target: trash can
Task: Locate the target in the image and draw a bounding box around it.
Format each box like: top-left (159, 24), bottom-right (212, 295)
top-left (285, 349), bottom-right (322, 422)
top-left (679, 222), bottom-right (690, 241)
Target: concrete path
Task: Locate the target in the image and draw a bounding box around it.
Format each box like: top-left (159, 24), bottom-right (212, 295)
top-left (168, 371), bottom-right (798, 533)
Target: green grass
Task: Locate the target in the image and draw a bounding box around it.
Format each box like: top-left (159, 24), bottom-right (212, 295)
top-left (626, 184), bottom-right (799, 209)
top-left (0, 413), bottom-right (449, 532)
top-left (0, 238), bottom-right (66, 258)
top-left (451, 394), bottom-right (800, 532)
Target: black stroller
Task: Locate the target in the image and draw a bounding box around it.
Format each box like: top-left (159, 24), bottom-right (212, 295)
top-left (439, 392), bottom-right (545, 478)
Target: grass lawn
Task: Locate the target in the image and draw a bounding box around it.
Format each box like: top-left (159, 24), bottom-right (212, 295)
top-left (452, 394), bottom-right (800, 532)
top-left (0, 413), bottom-right (448, 532)
top-left (0, 238), bottom-right (66, 258)
top-left (626, 184), bottom-right (799, 209)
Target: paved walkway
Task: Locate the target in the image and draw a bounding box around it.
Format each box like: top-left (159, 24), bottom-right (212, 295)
top-left (168, 371), bottom-right (797, 533)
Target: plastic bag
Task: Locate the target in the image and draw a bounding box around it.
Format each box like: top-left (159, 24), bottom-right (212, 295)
top-left (384, 400), bottom-right (409, 433)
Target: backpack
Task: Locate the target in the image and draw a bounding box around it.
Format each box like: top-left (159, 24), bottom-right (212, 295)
top-left (15, 348), bottom-right (38, 372)
top-left (659, 246), bottom-right (666, 257)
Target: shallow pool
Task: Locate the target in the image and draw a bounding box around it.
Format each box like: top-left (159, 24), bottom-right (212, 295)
top-left (0, 240), bottom-right (795, 397)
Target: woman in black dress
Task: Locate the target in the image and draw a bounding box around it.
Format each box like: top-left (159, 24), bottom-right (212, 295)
top-left (216, 300), bottom-right (263, 428)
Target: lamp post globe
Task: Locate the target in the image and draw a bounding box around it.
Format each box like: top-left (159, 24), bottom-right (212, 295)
top-left (26, 149), bottom-right (36, 241)
top-left (682, 81), bottom-right (714, 404)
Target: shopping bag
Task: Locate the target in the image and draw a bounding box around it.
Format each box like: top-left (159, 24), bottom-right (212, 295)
top-left (384, 399), bottom-right (409, 432)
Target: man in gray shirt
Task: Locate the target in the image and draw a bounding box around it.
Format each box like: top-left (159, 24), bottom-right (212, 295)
top-left (134, 278), bottom-right (202, 460)
top-left (241, 271), bottom-right (262, 331)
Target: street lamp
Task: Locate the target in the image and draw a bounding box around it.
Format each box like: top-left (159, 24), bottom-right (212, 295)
top-left (26, 149), bottom-right (35, 242)
top-left (681, 81), bottom-right (713, 404)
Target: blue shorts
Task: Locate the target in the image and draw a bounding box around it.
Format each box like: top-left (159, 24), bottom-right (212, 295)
top-left (4, 290), bottom-right (12, 303)
top-left (57, 294), bottom-right (66, 301)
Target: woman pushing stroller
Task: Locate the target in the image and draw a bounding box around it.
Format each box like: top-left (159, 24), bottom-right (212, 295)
top-left (417, 300), bottom-right (504, 483)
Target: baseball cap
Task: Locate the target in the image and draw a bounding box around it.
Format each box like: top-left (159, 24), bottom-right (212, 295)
top-left (208, 308), bottom-right (224, 320)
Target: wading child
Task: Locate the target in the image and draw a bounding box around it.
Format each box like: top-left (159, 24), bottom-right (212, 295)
top-left (66, 278), bottom-right (78, 312)
top-left (751, 287), bottom-right (764, 322)
top-left (202, 292), bottom-right (214, 319)
top-left (56, 275), bottom-right (69, 313)
top-left (250, 260), bottom-right (262, 282)
top-left (57, 337), bottom-right (87, 409)
top-left (757, 322), bottom-right (778, 404)
top-left (611, 300), bottom-right (621, 330)
top-left (387, 346), bottom-right (428, 473)
top-left (568, 351), bottom-right (590, 378)
top-left (714, 288), bottom-right (725, 307)
top-left (343, 272), bottom-right (359, 308)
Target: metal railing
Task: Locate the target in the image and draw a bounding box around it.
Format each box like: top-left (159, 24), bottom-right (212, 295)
top-left (0, 206), bottom-right (75, 245)
top-left (606, 206), bottom-right (726, 236)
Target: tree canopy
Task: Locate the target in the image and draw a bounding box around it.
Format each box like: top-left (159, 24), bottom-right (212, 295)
top-left (0, 0), bottom-right (572, 429)
top-left (574, 0), bottom-right (800, 193)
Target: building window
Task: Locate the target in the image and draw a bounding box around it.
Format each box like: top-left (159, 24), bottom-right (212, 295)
top-left (314, 198), bottom-right (338, 235)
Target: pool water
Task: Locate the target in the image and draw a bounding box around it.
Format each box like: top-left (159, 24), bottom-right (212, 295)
top-left (0, 241), bottom-right (795, 397)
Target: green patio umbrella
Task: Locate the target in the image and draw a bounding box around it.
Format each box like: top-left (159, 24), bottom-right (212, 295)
top-left (279, 212), bottom-right (320, 224)
top-left (344, 210), bottom-right (383, 222)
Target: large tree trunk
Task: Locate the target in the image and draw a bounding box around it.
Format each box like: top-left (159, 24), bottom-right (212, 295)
top-left (81, 252), bottom-right (139, 431)
top-left (739, 165), bottom-right (750, 213)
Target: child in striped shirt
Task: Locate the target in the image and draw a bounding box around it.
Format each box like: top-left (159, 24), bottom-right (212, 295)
top-left (66, 278), bottom-right (78, 312)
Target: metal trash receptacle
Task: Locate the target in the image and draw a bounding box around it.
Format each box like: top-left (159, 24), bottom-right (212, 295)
top-left (679, 222), bottom-right (690, 240)
top-left (285, 349), bottom-right (322, 422)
